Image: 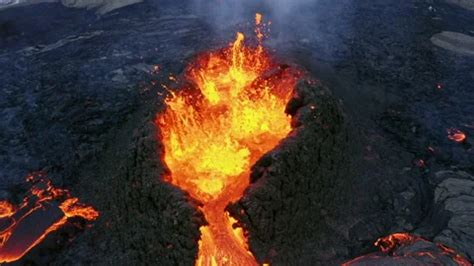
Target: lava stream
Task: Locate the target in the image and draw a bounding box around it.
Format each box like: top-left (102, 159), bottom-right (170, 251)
top-left (158, 14), bottom-right (300, 265)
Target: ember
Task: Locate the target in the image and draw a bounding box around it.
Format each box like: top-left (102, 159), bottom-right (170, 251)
top-left (0, 201), bottom-right (14, 218)
top-left (374, 232), bottom-right (417, 253)
top-left (157, 14), bottom-right (300, 265)
top-left (0, 173), bottom-right (99, 263)
top-left (447, 128), bottom-right (467, 143)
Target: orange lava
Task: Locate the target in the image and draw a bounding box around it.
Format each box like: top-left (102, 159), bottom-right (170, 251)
top-left (437, 244), bottom-right (472, 266)
top-left (375, 233), bottom-right (471, 266)
top-left (158, 14), bottom-right (300, 265)
top-left (0, 201), bottom-right (14, 219)
top-left (447, 128), bottom-right (467, 143)
top-left (374, 232), bottom-right (417, 253)
top-left (0, 173), bottom-right (99, 263)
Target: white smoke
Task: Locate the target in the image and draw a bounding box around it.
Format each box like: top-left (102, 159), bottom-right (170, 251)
top-left (190, 0), bottom-right (325, 30)
top-left (190, 0), bottom-right (348, 60)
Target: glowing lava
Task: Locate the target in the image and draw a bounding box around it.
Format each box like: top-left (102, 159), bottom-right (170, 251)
top-left (375, 232), bottom-right (418, 253)
top-left (375, 233), bottom-right (471, 266)
top-left (0, 173), bottom-right (99, 263)
top-left (157, 14), bottom-right (300, 265)
top-left (447, 128), bottom-right (467, 143)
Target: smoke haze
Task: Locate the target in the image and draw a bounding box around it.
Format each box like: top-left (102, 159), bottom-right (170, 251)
top-left (189, 0), bottom-right (350, 61)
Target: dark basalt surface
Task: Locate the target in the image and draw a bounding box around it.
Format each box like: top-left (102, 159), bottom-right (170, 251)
top-left (0, 0), bottom-right (473, 265)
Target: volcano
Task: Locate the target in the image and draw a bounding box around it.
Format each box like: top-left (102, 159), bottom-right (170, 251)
top-left (157, 14), bottom-right (302, 265)
top-left (1, 1), bottom-right (474, 265)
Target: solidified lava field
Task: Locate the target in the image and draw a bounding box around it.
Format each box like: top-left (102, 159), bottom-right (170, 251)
top-left (0, 0), bottom-right (473, 265)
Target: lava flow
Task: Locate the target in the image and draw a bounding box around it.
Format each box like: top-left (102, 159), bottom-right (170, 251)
top-left (157, 14), bottom-right (300, 265)
top-left (375, 233), bottom-right (471, 266)
top-left (0, 173), bottom-right (99, 263)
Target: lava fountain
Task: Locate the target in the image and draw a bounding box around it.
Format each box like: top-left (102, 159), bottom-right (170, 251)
top-left (157, 14), bottom-right (301, 265)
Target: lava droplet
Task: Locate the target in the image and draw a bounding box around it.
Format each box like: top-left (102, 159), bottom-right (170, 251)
top-left (447, 128), bottom-right (466, 143)
top-left (157, 14), bottom-right (301, 265)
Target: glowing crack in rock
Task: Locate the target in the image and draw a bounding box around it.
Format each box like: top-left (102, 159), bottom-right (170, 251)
top-left (0, 173), bottom-right (99, 263)
top-left (343, 233), bottom-right (472, 266)
top-left (157, 14), bottom-right (301, 265)
top-left (376, 233), bottom-right (471, 266)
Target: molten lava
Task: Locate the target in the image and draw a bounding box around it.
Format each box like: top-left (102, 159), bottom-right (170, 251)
top-left (0, 173), bottom-right (99, 263)
top-left (158, 14), bottom-right (300, 265)
top-left (375, 233), bottom-right (471, 266)
top-left (447, 128), bottom-right (467, 143)
top-left (375, 232), bottom-right (417, 253)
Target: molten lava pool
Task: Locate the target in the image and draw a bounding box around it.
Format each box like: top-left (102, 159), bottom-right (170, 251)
top-left (157, 14), bottom-right (300, 265)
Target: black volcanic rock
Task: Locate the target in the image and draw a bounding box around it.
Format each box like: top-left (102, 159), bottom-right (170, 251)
top-left (431, 170), bottom-right (474, 261)
top-left (343, 169), bottom-right (474, 265)
top-left (50, 120), bottom-right (205, 265)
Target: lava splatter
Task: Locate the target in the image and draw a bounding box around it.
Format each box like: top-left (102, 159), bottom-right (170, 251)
top-left (447, 128), bottom-right (467, 143)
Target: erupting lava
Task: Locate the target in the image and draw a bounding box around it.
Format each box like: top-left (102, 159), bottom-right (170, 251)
top-left (0, 173), bottom-right (99, 263)
top-left (157, 14), bottom-right (300, 265)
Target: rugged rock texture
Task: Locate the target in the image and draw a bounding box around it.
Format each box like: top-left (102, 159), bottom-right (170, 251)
top-left (0, 3), bottom-right (207, 186)
top-left (431, 31), bottom-right (474, 56)
top-left (61, 0), bottom-right (143, 14)
top-left (432, 170), bottom-right (474, 261)
top-left (0, 0), bottom-right (56, 11)
top-left (342, 169), bottom-right (474, 265)
top-left (49, 120), bottom-right (204, 265)
top-left (0, 0), bottom-right (142, 14)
